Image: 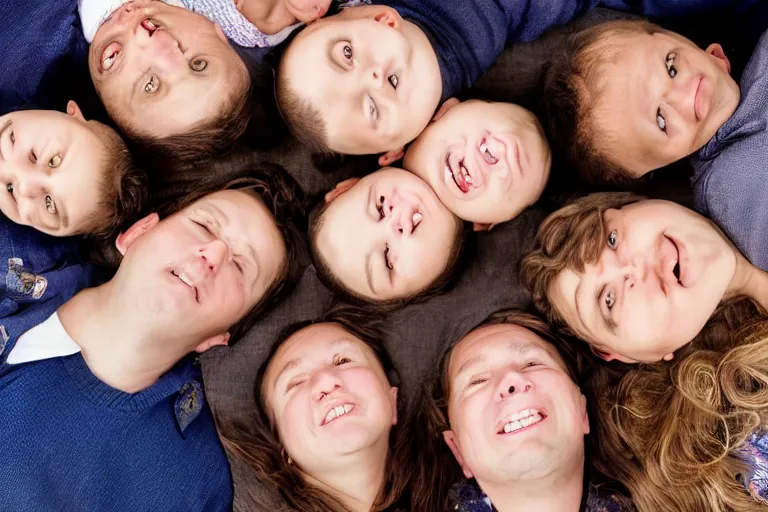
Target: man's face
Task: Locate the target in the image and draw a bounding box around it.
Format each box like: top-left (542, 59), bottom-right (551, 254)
top-left (404, 100), bottom-right (551, 225)
top-left (89, 0), bottom-right (249, 138)
top-left (0, 105), bottom-right (107, 236)
top-left (117, 189), bottom-right (286, 343)
top-left (263, 323), bottom-right (398, 475)
top-left (444, 324), bottom-right (588, 486)
top-left (550, 200), bottom-right (736, 363)
top-left (280, 5), bottom-right (442, 155)
top-left (315, 168), bottom-right (459, 302)
top-left (591, 30), bottom-right (739, 176)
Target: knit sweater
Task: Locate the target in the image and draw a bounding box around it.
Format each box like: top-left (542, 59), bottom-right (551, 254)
top-left (0, 353), bottom-right (233, 511)
top-left (692, 28), bottom-right (768, 271)
top-left (372, 0), bottom-right (768, 102)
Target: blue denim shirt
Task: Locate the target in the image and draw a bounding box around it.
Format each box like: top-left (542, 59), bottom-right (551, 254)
top-left (0, 214), bottom-right (95, 362)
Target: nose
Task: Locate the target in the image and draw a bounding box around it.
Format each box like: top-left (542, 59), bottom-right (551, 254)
top-left (496, 371), bottom-right (534, 400)
top-left (133, 27), bottom-right (186, 78)
top-left (198, 239), bottom-right (229, 274)
top-left (14, 174), bottom-right (45, 200)
top-left (365, 65), bottom-right (386, 90)
top-left (311, 370), bottom-right (342, 401)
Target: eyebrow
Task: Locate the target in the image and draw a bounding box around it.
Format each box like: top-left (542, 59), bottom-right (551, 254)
top-left (456, 354), bottom-right (486, 378)
top-left (274, 339), bottom-right (357, 387)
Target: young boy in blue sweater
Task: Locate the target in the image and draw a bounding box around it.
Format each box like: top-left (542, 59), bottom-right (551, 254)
top-left (542, 19), bottom-right (768, 271)
top-left (275, 0), bottom-right (762, 167)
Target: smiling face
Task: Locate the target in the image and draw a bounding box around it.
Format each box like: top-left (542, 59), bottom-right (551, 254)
top-left (590, 30), bottom-right (739, 176)
top-left (404, 100), bottom-right (551, 225)
top-left (117, 189), bottom-right (285, 345)
top-left (89, 0), bottom-right (249, 139)
top-left (443, 324), bottom-right (588, 486)
top-left (549, 200), bottom-right (737, 363)
top-left (263, 322), bottom-right (398, 476)
top-left (279, 5), bottom-right (442, 155)
top-left (314, 167), bottom-right (460, 302)
top-left (0, 107), bottom-right (109, 236)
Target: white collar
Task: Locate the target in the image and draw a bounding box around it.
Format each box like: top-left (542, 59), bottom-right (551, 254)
top-left (6, 312), bottom-right (81, 365)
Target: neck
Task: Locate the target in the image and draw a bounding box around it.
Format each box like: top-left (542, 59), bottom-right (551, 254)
top-left (58, 284), bottom-right (189, 393)
top-left (728, 253), bottom-right (768, 310)
top-left (304, 437), bottom-right (389, 512)
top-left (480, 457), bottom-right (584, 512)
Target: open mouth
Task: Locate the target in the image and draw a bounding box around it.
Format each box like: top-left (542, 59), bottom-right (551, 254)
top-left (445, 154), bottom-right (473, 193)
top-left (664, 235), bottom-right (684, 287)
top-left (479, 137), bottom-right (499, 165)
top-left (170, 269), bottom-right (199, 302)
top-left (497, 408), bottom-right (546, 435)
top-left (322, 403), bottom-right (354, 426)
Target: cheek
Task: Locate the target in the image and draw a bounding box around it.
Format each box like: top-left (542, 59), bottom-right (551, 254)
top-left (276, 397), bottom-right (312, 454)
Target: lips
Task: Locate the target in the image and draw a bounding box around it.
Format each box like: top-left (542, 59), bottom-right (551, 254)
top-left (170, 269), bottom-right (199, 302)
top-left (663, 235), bottom-right (685, 288)
top-left (496, 408), bottom-right (547, 435)
top-left (100, 42), bottom-right (122, 72)
top-left (321, 402), bottom-right (355, 426)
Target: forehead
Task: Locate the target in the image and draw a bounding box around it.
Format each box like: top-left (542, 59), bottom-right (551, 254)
top-left (448, 323), bottom-right (566, 378)
top-left (550, 269), bottom-right (595, 343)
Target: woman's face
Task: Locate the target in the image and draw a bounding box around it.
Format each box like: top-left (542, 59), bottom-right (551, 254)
top-left (549, 200), bottom-right (737, 362)
top-left (404, 100), bottom-right (551, 225)
top-left (263, 323), bottom-right (398, 476)
top-left (314, 167), bottom-right (460, 302)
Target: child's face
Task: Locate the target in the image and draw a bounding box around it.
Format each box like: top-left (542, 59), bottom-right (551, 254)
top-left (315, 168), bottom-right (459, 302)
top-left (548, 200), bottom-right (736, 363)
top-left (280, 5), bottom-right (442, 155)
top-left (0, 105), bottom-right (107, 236)
top-left (404, 100), bottom-right (551, 226)
top-left (89, 0), bottom-right (248, 139)
top-left (589, 30), bottom-right (739, 177)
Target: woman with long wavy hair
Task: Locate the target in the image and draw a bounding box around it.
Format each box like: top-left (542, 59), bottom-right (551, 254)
top-left (588, 296), bottom-right (768, 511)
top-left (222, 308), bottom-right (411, 511)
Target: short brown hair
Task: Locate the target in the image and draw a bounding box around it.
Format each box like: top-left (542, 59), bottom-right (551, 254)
top-left (274, 68), bottom-right (332, 156)
top-left (521, 192), bottom-right (643, 326)
top-left (308, 199), bottom-right (471, 310)
top-left (542, 20), bottom-right (664, 185)
top-left (87, 123), bottom-right (148, 240)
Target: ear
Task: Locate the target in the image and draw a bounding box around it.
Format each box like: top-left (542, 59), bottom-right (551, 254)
top-left (472, 222), bottom-right (495, 232)
top-left (115, 213), bottom-right (160, 256)
top-left (372, 6), bottom-right (401, 29)
top-left (662, 352), bottom-right (674, 362)
top-left (442, 430), bottom-right (473, 479)
top-left (66, 101), bottom-right (87, 123)
top-left (214, 23), bottom-right (228, 43)
top-left (389, 387), bottom-right (398, 425)
top-left (194, 332), bottom-right (230, 354)
top-left (580, 393), bottom-right (590, 435)
top-left (324, 178), bottom-right (359, 203)
top-left (378, 147), bottom-right (405, 167)
top-left (706, 43), bottom-right (731, 74)
top-left (432, 97), bottom-right (460, 122)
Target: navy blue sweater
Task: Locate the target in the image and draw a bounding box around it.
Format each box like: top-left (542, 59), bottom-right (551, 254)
top-left (374, 0), bottom-right (768, 101)
top-left (692, 29), bottom-right (768, 271)
top-left (0, 353), bottom-right (233, 511)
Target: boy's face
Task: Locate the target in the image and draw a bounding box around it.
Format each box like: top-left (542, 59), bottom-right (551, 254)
top-left (280, 5), bottom-right (442, 155)
top-left (404, 100), bottom-right (551, 226)
top-left (0, 105), bottom-right (107, 236)
top-left (548, 200), bottom-right (736, 363)
top-left (591, 31), bottom-right (739, 176)
top-left (315, 168), bottom-right (458, 302)
top-left (89, 0), bottom-right (248, 139)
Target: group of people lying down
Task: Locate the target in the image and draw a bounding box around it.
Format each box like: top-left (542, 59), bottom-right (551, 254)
top-left (2, 0), bottom-right (768, 510)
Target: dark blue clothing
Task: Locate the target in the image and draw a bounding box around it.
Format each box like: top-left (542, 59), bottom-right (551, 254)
top-left (0, 0), bottom-right (91, 115)
top-left (373, 0), bottom-right (767, 101)
top-left (0, 352), bottom-right (233, 512)
top-left (0, 215), bottom-right (95, 361)
top-left (692, 29), bottom-right (768, 271)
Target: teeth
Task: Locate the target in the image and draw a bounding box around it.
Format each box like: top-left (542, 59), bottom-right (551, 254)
top-left (103, 51), bottom-right (117, 70)
top-left (412, 212), bottom-right (422, 227)
top-left (142, 19), bottom-right (156, 31)
top-left (502, 412), bottom-right (543, 434)
top-left (460, 163), bottom-right (473, 184)
top-left (324, 404), bottom-right (353, 424)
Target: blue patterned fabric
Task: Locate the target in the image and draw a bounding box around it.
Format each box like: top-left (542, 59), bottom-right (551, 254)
top-left (450, 479), bottom-right (629, 512)
top-left (735, 431), bottom-right (768, 504)
top-left (692, 29), bottom-right (768, 272)
top-left (0, 214), bottom-right (96, 364)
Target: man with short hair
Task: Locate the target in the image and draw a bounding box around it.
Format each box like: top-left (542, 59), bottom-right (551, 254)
top-left (0, 187), bottom-right (291, 511)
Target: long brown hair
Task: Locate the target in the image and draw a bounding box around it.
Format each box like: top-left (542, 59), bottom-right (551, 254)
top-left (222, 306), bottom-right (411, 511)
top-left (588, 296), bottom-right (768, 511)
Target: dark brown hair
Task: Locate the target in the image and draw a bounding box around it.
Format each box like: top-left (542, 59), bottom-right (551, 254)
top-left (222, 305), bottom-right (411, 511)
top-left (541, 20), bottom-right (664, 185)
top-left (411, 310), bottom-right (587, 512)
top-left (155, 164), bottom-right (306, 344)
top-left (274, 73), bottom-right (334, 157)
top-left (587, 297), bottom-right (768, 511)
top-left (308, 197), bottom-right (472, 311)
top-left (86, 123), bottom-right (148, 240)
